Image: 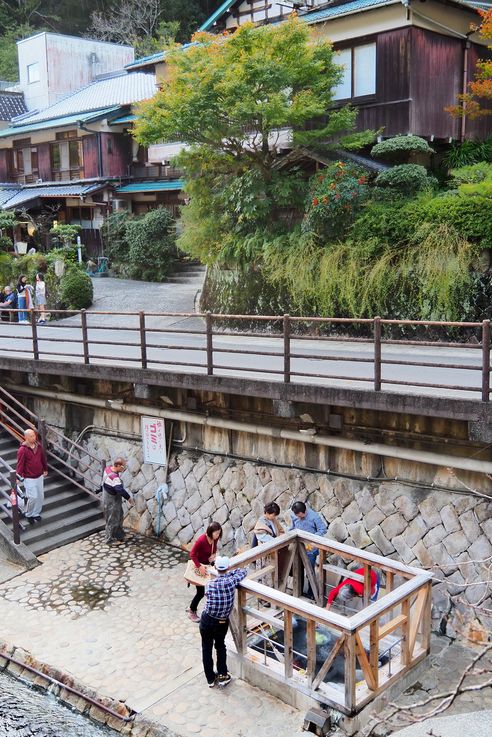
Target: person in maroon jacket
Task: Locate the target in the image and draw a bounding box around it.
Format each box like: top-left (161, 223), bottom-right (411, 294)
top-left (16, 428), bottom-right (48, 524)
top-left (186, 521), bottom-right (223, 623)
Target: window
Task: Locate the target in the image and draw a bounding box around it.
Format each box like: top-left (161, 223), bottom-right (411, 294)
top-left (51, 136), bottom-right (83, 180)
top-left (12, 139), bottom-right (38, 182)
top-left (27, 62), bottom-right (40, 84)
top-left (333, 42), bottom-right (376, 101)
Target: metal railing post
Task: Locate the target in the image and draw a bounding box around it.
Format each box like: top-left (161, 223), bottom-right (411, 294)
top-left (80, 309), bottom-right (90, 365)
top-left (10, 470), bottom-right (20, 545)
top-left (482, 319), bottom-right (490, 402)
top-left (37, 417), bottom-right (47, 452)
top-left (206, 312), bottom-right (213, 375)
top-left (283, 313), bottom-right (291, 383)
top-left (139, 311), bottom-right (147, 369)
top-left (30, 309), bottom-right (39, 360)
top-left (374, 316), bottom-right (382, 391)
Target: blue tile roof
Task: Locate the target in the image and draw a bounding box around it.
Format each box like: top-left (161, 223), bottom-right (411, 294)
top-left (116, 179), bottom-right (184, 193)
top-left (0, 182), bottom-right (106, 210)
top-left (301, 0), bottom-right (397, 24)
top-left (125, 43), bottom-right (197, 70)
top-left (0, 107), bottom-right (122, 138)
top-left (109, 113), bottom-right (137, 125)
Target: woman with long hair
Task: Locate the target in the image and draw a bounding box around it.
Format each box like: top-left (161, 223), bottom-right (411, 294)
top-left (35, 273), bottom-right (47, 324)
top-left (186, 521), bottom-right (223, 622)
top-left (16, 274), bottom-right (30, 323)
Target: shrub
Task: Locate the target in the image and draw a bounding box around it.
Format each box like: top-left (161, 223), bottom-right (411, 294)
top-left (102, 211), bottom-right (132, 263)
top-left (49, 224), bottom-right (81, 247)
top-left (445, 137), bottom-right (492, 168)
top-left (374, 164), bottom-right (436, 196)
top-left (59, 267), bottom-right (93, 309)
top-left (371, 135), bottom-right (434, 161)
top-left (350, 195), bottom-right (429, 246)
top-left (125, 207), bottom-right (176, 281)
top-left (304, 161), bottom-right (369, 238)
top-left (449, 162), bottom-right (492, 185)
top-left (422, 194), bottom-right (492, 248)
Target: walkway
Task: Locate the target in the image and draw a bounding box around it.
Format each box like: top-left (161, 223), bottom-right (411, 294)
top-left (0, 533), bottom-right (302, 737)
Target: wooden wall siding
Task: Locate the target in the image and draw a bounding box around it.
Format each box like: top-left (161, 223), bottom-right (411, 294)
top-left (82, 135), bottom-right (100, 179)
top-left (37, 142), bottom-right (51, 181)
top-left (463, 44), bottom-right (492, 141)
top-left (0, 149), bottom-right (11, 181)
top-left (100, 133), bottom-right (131, 178)
top-left (356, 100), bottom-right (411, 137)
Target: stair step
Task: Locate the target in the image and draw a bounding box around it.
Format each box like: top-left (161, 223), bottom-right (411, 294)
top-left (29, 520), bottom-right (106, 556)
top-left (20, 506), bottom-right (104, 546)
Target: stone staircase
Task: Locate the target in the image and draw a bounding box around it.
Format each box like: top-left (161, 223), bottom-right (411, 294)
top-left (166, 259), bottom-right (206, 285)
top-left (0, 430), bottom-right (104, 557)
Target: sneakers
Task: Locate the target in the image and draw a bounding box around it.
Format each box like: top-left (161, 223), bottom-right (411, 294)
top-left (187, 609), bottom-right (200, 623)
top-left (208, 677), bottom-right (216, 688)
top-left (217, 673), bottom-right (232, 687)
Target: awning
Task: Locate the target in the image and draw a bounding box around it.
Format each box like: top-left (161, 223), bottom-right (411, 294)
top-left (1, 182), bottom-right (108, 210)
top-left (115, 179), bottom-right (184, 193)
top-left (109, 113), bottom-right (137, 125)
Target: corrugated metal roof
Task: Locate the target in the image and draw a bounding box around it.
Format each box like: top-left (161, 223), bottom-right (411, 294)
top-left (0, 187), bottom-right (21, 206)
top-left (116, 179), bottom-right (184, 193)
top-left (109, 113), bottom-right (137, 125)
top-left (12, 72), bottom-right (157, 127)
top-left (0, 107), bottom-right (121, 138)
top-left (301, 0), bottom-right (398, 23)
top-left (199, 0), bottom-right (235, 31)
top-left (126, 51), bottom-right (165, 69)
top-left (0, 93), bottom-right (27, 122)
top-left (2, 182), bottom-right (106, 210)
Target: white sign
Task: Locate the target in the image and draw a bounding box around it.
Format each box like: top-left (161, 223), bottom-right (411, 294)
top-left (141, 417), bottom-right (167, 465)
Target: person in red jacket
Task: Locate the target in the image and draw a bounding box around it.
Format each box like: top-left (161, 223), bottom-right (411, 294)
top-left (326, 568), bottom-right (379, 610)
top-left (16, 428), bottom-right (48, 524)
top-left (186, 521), bottom-right (223, 623)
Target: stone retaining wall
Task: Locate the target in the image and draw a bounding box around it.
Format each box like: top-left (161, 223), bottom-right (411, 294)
top-left (75, 435), bottom-right (492, 638)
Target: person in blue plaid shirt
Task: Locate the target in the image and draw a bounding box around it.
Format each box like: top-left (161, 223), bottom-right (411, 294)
top-left (199, 556), bottom-right (248, 688)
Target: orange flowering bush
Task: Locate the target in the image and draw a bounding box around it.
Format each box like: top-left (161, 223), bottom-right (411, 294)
top-left (304, 161), bottom-right (369, 238)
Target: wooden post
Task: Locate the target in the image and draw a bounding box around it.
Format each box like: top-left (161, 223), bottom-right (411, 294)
top-left (273, 549), bottom-right (279, 589)
top-left (292, 541), bottom-right (302, 598)
top-left (374, 316), bottom-right (381, 391)
top-left (422, 583), bottom-right (432, 655)
top-left (284, 609), bottom-right (293, 679)
top-left (80, 309), bottom-right (90, 364)
top-left (364, 565), bottom-right (372, 607)
top-left (30, 309), bottom-right (39, 360)
top-left (369, 619), bottom-right (379, 691)
top-left (482, 319), bottom-right (490, 402)
top-left (344, 634), bottom-right (357, 714)
top-left (401, 596), bottom-right (411, 666)
top-left (236, 587), bottom-right (247, 655)
top-left (319, 549), bottom-right (326, 606)
top-left (306, 619), bottom-right (316, 687)
top-left (283, 314), bottom-right (291, 383)
top-left (206, 311), bottom-right (213, 375)
top-left (139, 311), bottom-right (147, 369)
top-left (9, 470), bottom-right (20, 545)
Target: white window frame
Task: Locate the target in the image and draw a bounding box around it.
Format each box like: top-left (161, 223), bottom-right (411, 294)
top-left (332, 42), bottom-right (376, 101)
top-left (27, 62), bottom-right (40, 84)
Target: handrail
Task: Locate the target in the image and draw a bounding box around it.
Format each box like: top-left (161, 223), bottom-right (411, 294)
top-left (0, 308), bottom-right (489, 401)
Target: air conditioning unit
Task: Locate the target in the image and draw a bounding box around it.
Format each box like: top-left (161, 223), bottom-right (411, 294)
top-left (112, 199), bottom-right (129, 212)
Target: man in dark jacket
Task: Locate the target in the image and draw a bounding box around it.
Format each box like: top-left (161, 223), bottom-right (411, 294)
top-left (102, 457), bottom-right (133, 544)
top-left (16, 428), bottom-right (48, 524)
top-left (0, 286), bottom-right (17, 322)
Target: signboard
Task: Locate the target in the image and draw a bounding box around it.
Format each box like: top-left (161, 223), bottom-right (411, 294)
top-left (141, 417), bottom-right (167, 465)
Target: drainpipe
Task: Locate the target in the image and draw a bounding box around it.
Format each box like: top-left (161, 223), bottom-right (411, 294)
top-left (461, 38), bottom-right (472, 142)
top-left (7, 384), bottom-right (492, 476)
top-left (78, 122), bottom-right (103, 178)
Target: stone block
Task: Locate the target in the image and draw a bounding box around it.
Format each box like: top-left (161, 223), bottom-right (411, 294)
top-left (356, 485), bottom-right (376, 515)
top-left (422, 523), bottom-right (446, 548)
top-left (146, 498), bottom-right (157, 517)
top-left (474, 501), bottom-right (492, 523)
top-left (198, 476), bottom-right (213, 502)
top-left (178, 456), bottom-right (194, 478)
top-left (319, 475), bottom-right (335, 498)
top-left (373, 490), bottom-right (396, 517)
top-left (214, 505), bottom-right (229, 525)
top-left (185, 472), bottom-right (199, 498)
top-left (208, 462), bottom-right (227, 487)
top-left (234, 527), bottom-right (247, 549)
top-left (364, 506), bottom-right (385, 530)
top-left (243, 475), bottom-right (262, 502)
top-left (329, 518), bottom-right (347, 543)
top-left (212, 485), bottom-right (223, 507)
top-left (193, 457), bottom-right (208, 482)
top-left (219, 466), bottom-right (233, 491)
top-left (394, 494), bottom-right (419, 522)
top-left (452, 495), bottom-right (478, 515)
top-left (341, 500), bottom-right (362, 525)
top-left (134, 493), bottom-right (147, 514)
top-left (224, 489), bottom-right (236, 510)
top-left (270, 467), bottom-right (289, 493)
top-left (190, 509), bottom-right (204, 532)
top-left (163, 518), bottom-right (181, 540)
top-left (468, 534), bottom-right (492, 560)
top-left (304, 473), bottom-right (319, 494)
top-left (381, 512), bottom-right (407, 539)
top-left (392, 535), bottom-right (415, 565)
top-left (137, 509), bottom-right (152, 534)
top-left (177, 524), bottom-right (194, 545)
top-left (440, 504), bottom-right (460, 534)
top-left (320, 498), bottom-right (342, 523)
top-left (368, 526), bottom-right (395, 556)
top-left (236, 493), bottom-right (251, 516)
top-left (347, 521), bottom-right (371, 548)
top-left (142, 479), bottom-right (158, 500)
top-left (333, 478), bottom-right (356, 508)
top-left (155, 467), bottom-right (168, 485)
top-left (128, 472), bottom-right (145, 493)
top-left (177, 507), bottom-right (191, 527)
top-left (443, 530), bottom-right (469, 557)
top-left (258, 466), bottom-right (271, 485)
top-left (417, 496), bottom-right (442, 528)
top-left (169, 469), bottom-right (185, 492)
top-left (403, 516), bottom-right (428, 548)
top-left (242, 510), bottom-right (256, 533)
top-left (171, 487), bottom-right (186, 510)
top-left (481, 517), bottom-right (492, 541)
top-left (184, 491), bottom-right (202, 515)
top-left (200, 497), bottom-right (217, 520)
top-left (412, 540), bottom-right (433, 568)
top-left (221, 520), bottom-right (234, 544)
top-left (465, 580), bottom-right (488, 605)
top-left (446, 570), bottom-right (466, 594)
top-left (229, 507), bottom-right (243, 529)
top-left (427, 543), bottom-right (457, 571)
top-left (459, 510), bottom-right (481, 544)
top-left (141, 464), bottom-right (154, 483)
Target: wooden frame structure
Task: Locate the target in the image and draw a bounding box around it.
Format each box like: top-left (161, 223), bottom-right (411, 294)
top-left (226, 530), bottom-right (433, 716)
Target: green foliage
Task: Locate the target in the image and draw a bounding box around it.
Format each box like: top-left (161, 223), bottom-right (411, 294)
top-left (371, 135), bottom-right (434, 161)
top-left (102, 211), bottom-right (132, 263)
top-left (375, 164), bottom-right (436, 196)
top-left (50, 224), bottom-right (80, 247)
top-left (304, 161), bottom-right (369, 238)
top-left (449, 162), bottom-right (492, 184)
top-left (125, 207), bottom-right (176, 281)
top-left (445, 137), bottom-right (492, 168)
top-left (422, 194), bottom-right (492, 247)
top-left (339, 129), bottom-right (381, 151)
top-left (59, 267), bottom-right (93, 310)
top-left (0, 24), bottom-right (37, 81)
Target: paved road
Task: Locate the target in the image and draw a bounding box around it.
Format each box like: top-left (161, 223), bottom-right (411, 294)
top-left (3, 277), bottom-right (486, 400)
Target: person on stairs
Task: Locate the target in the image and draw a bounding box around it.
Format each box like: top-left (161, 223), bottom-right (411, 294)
top-left (16, 428), bottom-right (48, 524)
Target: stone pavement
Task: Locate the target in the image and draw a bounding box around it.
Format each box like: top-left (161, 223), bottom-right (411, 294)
top-left (393, 710), bottom-right (492, 737)
top-left (0, 533), bottom-right (302, 737)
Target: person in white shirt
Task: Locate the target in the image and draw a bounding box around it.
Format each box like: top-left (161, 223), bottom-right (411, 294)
top-left (35, 273), bottom-right (47, 324)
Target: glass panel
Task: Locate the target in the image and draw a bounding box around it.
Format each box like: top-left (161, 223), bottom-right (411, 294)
top-left (31, 148), bottom-right (38, 173)
top-left (27, 62), bottom-right (40, 83)
top-left (69, 140), bottom-right (81, 168)
top-left (50, 143), bottom-right (61, 171)
top-left (14, 149), bottom-right (24, 174)
top-left (354, 43), bottom-right (376, 97)
top-left (332, 49), bottom-right (352, 101)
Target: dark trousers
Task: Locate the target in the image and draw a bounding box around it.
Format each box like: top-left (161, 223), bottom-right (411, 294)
top-left (200, 611), bottom-right (229, 683)
top-left (190, 585), bottom-right (205, 612)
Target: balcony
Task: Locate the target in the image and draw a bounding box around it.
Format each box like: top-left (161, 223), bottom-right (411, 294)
top-left (131, 163), bottom-right (182, 179)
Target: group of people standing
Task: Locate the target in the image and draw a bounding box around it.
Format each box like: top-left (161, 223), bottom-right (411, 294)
top-left (0, 273), bottom-right (46, 323)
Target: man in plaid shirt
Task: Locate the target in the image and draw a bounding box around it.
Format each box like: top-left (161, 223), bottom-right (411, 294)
top-left (199, 556), bottom-right (248, 688)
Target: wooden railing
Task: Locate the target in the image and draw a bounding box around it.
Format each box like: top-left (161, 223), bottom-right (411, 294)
top-left (226, 530), bottom-right (433, 716)
top-left (1, 308), bottom-right (490, 400)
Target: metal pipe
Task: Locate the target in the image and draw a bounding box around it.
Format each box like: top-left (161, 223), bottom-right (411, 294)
top-left (1, 652), bottom-right (134, 722)
top-left (8, 384), bottom-right (492, 476)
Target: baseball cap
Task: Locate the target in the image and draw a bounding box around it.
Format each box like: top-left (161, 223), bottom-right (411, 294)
top-left (215, 556), bottom-right (230, 571)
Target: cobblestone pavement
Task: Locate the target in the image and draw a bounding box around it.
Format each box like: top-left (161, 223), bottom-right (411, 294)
top-left (0, 533), bottom-right (302, 737)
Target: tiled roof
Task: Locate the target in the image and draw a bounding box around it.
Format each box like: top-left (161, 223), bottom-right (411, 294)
top-left (116, 179), bottom-right (184, 193)
top-left (0, 93), bottom-right (27, 122)
top-left (0, 107), bottom-right (122, 138)
top-left (1, 182), bottom-right (106, 210)
top-left (12, 72), bottom-right (157, 126)
top-left (0, 187), bottom-right (21, 207)
top-left (125, 43), bottom-right (197, 70)
top-left (301, 0), bottom-right (398, 24)
top-left (109, 113), bottom-right (137, 125)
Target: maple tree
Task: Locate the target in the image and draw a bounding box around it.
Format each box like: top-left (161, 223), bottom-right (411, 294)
top-left (448, 9), bottom-right (492, 119)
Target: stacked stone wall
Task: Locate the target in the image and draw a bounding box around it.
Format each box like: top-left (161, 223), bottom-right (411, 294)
top-left (75, 435), bottom-right (492, 638)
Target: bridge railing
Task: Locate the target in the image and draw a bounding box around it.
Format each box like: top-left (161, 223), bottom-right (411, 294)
top-left (1, 308), bottom-right (490, 400)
